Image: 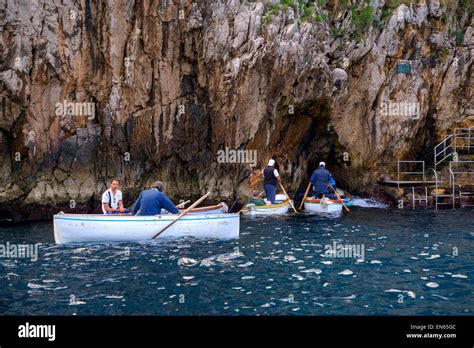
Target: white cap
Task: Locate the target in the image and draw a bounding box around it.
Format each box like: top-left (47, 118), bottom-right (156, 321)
top-left (319, 161), bottom-right (326, 167)
top-left (268, 159), bottom-right (275, 166)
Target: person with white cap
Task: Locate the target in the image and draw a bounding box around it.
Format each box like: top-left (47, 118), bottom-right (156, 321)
top-left (262, 159), bottom-right (281, 204)
top-left (310, 161), bottom-right (331, 199)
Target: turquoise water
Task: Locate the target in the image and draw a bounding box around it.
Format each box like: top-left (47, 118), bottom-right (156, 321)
top-left (0, 207), bottom-right (472, 315)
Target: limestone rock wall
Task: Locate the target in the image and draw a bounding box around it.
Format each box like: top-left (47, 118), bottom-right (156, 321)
top-left (0, 0), bottom-right (472, 220)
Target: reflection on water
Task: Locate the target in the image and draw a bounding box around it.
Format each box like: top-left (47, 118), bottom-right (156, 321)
top-left (0, 207), bottom-right (472, 315)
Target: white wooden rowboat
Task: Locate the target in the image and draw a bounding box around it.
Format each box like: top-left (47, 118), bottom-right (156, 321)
top-left (243, 199), bottom-right (291, 216)
top-left (303, 197), bottom-right (343, 214)
top-left (53, 212), bottom-right (240, 244)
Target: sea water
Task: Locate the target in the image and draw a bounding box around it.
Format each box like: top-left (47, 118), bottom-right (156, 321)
top-left (0, 204), bottom-right (472, 315)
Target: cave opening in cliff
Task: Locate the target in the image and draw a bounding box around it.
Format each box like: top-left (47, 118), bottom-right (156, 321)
top-left (272, 97), bottom-right (350, 194)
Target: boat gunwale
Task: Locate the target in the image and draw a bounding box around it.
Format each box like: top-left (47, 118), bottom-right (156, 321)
top-left (248, 199), bottom-right (290, 209)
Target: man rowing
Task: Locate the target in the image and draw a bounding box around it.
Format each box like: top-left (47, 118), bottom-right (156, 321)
top-left (262, 159), bottom-right (281, 204)
top-left (132, 181), bottom-right (179, 216)
top-left (101, 179), bottom-right (129, 214)
top-left (310, 161), bottom-right (331, 199)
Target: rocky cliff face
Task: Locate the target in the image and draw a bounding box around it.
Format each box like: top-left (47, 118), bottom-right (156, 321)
top-left (0, 0), bottom-right (472, 220)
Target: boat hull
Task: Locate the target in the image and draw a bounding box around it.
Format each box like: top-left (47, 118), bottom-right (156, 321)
top-left (53, 213), bottom-right (240, 244)
top-left (243, 200), bottom-right (291, 216)
top-left (304, 199), bottom-right (343, 214)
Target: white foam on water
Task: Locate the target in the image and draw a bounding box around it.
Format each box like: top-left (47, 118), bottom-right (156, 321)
top-left (182, 276), bottom-right (194, 280)
top-left (451, 274), bottom-right (468, 279)
top-left (332, 294), bottom-right (357, 299)
top-left (349, 197), bottom-right (389, 208)
top-left (406, 291), bottom-right (416, 299)
top-left (426, 282), bottom-right (439, 288)
top-left (403, 269), bottom-right (411, 273)
top-left (321, 260), bottom-right (333, 265)
top-left (292, 274), bottom-right (304, 281)
top-left (432, 294), bottom-right (449, 300)
top-left (241, 276), bottom-right (255, 280)
top-left (238, 262), bottom-right (254, 268)
top-left (301, 268), bottom-right (322, 274)
top-left (281, 296), bottom-right (297, 303)
top-left (385, 289), bottom-right (403, 293)
top-left (426, 255), bottom-right (441, 260)
top-left (216, 248), bottom-right (244, 262)
top-left (370, 260), bottom-right (382, 264)
top-left (338, 269), bottom-right (353, 275)
top-left (284, 255), bottom-right (296, 261)
top-left (200, 248), bottom-right (244, 267)
top-left (177, 257), bottom-right (199, 266)
top-left (27, 282), bottom-right (49, 289)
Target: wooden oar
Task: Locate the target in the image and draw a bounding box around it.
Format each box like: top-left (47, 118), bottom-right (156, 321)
top-left (237, 208), bottom-right (247, 214)
top-left (176, 200), bottom-right (191, 209)
top-left (278, 183), bottom-right (297, 213)
top-left (298, 181), bottom-right (312, 210)
top-left (151, 192), bottom-right (210, 239)
top-left (329, 183), bottom-right (350, 212)
top-left (229, 198), bottom-right (239, 213)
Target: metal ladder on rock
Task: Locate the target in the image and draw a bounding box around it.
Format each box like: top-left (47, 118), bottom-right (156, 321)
top-left (431, 126), bottom-right (474, 209)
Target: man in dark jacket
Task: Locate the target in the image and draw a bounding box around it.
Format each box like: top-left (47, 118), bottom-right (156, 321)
top-left (262, 159), bottom-right (281, 204)
top-left (310, 162), bottom-right (331, 199)
top-left (132, 181), bottom-right (179, 216)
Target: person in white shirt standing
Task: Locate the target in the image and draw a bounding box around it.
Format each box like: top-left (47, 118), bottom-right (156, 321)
top-left (101, 179), bottom-right (128, 214)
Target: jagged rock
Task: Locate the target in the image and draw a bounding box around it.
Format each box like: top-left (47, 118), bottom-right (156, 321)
top-left (428, 0), bottom-right (442, 17)
top-left (187, 3), bottom-right (203, 31)
top-left (0, 70), bottom-right (23, 95)
top-left (24, 182), bottom-right (55, 204)
top-left (0, 184), bottom-right (23, 202)
top-left (0, 0), bottom-right (472, 220)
